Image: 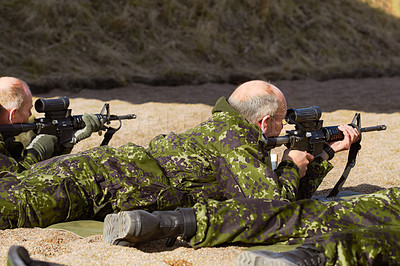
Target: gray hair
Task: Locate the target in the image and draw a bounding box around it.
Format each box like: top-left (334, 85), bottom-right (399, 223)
top-left (228, 92), bottom-right (279, 124)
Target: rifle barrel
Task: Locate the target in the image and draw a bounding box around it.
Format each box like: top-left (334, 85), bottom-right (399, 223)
top-left (115, 114), bottom-right (137, 120)
top-left (360, 125), bottom-right (386, 132)
top-left (103, 114), bottom-right (137, 121)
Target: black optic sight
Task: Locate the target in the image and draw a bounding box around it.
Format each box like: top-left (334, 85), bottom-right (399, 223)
top-left (286, 106), bottom-right (322, 124)
top-left (35, 97), bottom-right (70, 113)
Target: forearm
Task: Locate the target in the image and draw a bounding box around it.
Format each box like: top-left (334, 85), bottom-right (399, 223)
top-left (17, 152), bottom-right (41, 171)
top-left (274, 160), bottom-right (301, 202)
top-left (0, 141), bottom-right (32, 172)
top-left (297, 157), bottom-right (333, 199)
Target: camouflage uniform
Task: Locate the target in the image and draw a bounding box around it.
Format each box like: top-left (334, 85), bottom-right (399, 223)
top-left (0, 97), bottom-right (330, 228)
top-left (191, 188), bottom-right (400, 264)
top-left (0, 133), bottom-right (40, 172)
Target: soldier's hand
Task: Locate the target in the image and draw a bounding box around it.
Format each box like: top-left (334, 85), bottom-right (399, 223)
top-left (26, 134), bottom-right (58, 161)
top-left (72, 113), bottom-right (104, 143)
top-left (282, 149), bottom-right (314, 178)
top-left (329, 124), bottom-right (360, 153)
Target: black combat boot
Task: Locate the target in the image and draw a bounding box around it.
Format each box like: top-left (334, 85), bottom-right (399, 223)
top-left (7, 245), bottom-right (64, 266)
top-left (236, 244), bottom-right (326, 266)
top-left (103, 208), bottom-right (197, 247)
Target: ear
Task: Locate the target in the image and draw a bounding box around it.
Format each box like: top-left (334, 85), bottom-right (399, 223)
top-left (258, 115), bottom-right (271, 134)
top-left (9, 108), bottom-right (17, 123)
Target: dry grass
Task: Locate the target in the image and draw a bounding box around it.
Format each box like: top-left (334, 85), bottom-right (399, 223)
top-left (1, 0), bottom-right (400, 92)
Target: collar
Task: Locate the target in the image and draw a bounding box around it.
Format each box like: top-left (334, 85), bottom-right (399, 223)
top-left (211, 97), bottom-right (240, 115)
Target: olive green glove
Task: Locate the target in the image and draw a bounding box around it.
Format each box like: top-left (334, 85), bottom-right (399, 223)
top-left (26, 134), bottom-right (58, 161)
top-left (72, 113), bottom-right (104, 143)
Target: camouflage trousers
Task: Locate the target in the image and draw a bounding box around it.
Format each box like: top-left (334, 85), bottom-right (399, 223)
top-left (192, 188), bottom-right (400, 265)
top-left (0, 144), bottom-right (191, 229)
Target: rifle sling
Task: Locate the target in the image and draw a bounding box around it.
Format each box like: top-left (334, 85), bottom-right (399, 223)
top-left (326, 140), bottom-right (361, 198)
top-left (100, 127), bottom-right (118, 146)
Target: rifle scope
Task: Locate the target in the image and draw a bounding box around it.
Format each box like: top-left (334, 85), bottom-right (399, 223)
top-left (35, 97), bottom-right (70, 113)
top-left (286, 106), bottom-right (322, 124)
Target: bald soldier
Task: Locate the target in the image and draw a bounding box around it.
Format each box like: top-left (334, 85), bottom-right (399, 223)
top-left (0, 76), bottom-right (104, 172)
top-left (0, 77), bottom-right (33, 125)
top-left (102, 81), bottom-right (400, 264)
top-left (0, 76), bottom-right (59, 172)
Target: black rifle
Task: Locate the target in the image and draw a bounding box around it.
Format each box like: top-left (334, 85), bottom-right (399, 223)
top-left (264, 106), bottom-right (386, 198)
top-left (0, 97), bottom-right (136, 149)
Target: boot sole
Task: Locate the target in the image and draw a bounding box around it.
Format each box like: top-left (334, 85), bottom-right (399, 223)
top-left (236, 250), bottom-right (296, 266)
top-left (103, 211), bottom-right (140, 246)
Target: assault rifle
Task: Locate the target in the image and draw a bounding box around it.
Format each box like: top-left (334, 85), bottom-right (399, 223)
top-left (264, 106), bottom-right (386, 198)
top-left (0, 97), bottom-right (136, 148)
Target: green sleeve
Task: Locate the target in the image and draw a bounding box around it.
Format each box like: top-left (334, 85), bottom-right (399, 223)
top-left (17, 152), bottom-right (41, 170)
top-left (296, 157), bottom-right (333, 199)
top-left (0, 136), bottom-right (40, 173)
top-left (220, 145), bottom-right (301, 201)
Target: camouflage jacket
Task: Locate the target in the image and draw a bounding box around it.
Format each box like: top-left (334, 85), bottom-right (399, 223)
top-left (0, 133), bottom-right (40, 173)
top-left (147, 97), bottom-right (333, 204)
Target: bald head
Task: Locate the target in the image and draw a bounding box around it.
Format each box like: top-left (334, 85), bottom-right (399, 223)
top-left (230, 80), bottom-right (284, 101)
top-left (0, 77), bottom-right (20, 88)
top-left (0, 77), bottom-right (33, 124)
top-left (228, 80), bottom-right (287, 124)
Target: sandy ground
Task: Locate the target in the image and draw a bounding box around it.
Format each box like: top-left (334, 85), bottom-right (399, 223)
top-left (1, 77), bottom-right (399, 265)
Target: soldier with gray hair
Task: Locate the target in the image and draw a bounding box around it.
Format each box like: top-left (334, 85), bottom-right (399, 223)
top-left (102, 80), bottom-right (398, 265)
top-left (0, 76), bottom-right (59, 172)
top-left (0, 76), bottom-right (105, 172)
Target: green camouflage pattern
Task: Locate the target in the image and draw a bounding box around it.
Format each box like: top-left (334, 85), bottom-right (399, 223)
top-left (0, 134), bottom-right (40, 172)
top-left (0, 97), bottom-right (330, 229)
top-left (191, 188), bottom-right (400, 264)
